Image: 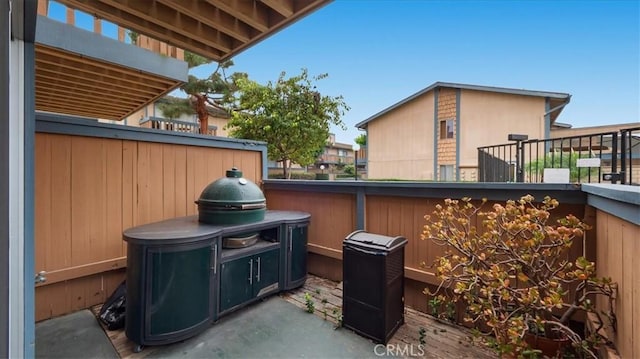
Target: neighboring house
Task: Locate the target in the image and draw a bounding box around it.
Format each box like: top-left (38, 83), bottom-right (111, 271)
top-left (268, 133), bottom-right (356, 176)
top-left (316, 133), bottom-right (355, 168)
top-left (356, 82), bottom-right (571, 180)
top-left (551, 122), bottom-right (640, 184)
top-left (550, 122), bottom-right (640, 138)
top-left (129, 97), bottom-right (231, 137)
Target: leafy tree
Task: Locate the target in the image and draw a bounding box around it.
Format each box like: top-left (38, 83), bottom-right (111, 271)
top-left (343, 164), bottom-right (355, 176)
top-left (227, 69), bottom-right (349, 178)
top-left (157, 97), bottom-right (194, 120)
top-left (157, 52), bottom-right (243, 134)
top-left (354, 134), bottom-right (367, 146)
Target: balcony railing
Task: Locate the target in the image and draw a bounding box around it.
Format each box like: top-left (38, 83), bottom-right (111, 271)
top-left (140, 117), bottom-right (217, 136)
top-left (318, 154), bottom-right (354, 165)
top-left (478, 127), bottom-right (639, 185)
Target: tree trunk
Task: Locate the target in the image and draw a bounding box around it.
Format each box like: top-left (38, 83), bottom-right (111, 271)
top-left (282, 159), bottom-right (289, 179)
top-left (192, 94), bottom-right (208, 135)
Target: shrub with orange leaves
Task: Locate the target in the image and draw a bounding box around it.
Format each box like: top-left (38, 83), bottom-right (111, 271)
top-left (422, 195), bottom-right (616, 359)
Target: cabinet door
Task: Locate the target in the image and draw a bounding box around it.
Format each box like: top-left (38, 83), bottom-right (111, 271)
top-left (219, 257), bottom-right (252, 312)
top-left (253, 248), bottom-right (280, 298)
top-left (287, 225), bottom-right (308, 288)
top-left (148, 244), bottom-right (212, 336)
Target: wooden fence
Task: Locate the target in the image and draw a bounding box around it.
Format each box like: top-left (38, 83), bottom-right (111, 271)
top-left (33, 125), bottom-right (637, 358)
top-left (594, 209), bottom-right (639, 359)
top-left (264, 181), bottom-right (588, 312)
top-left (265, 181), bottom-right (639, 358)
top-left (34, 115), bottom-right (264, 321)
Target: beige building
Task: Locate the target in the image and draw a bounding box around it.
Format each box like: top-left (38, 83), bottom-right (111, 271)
top-left (100, 97), bottom-right (231, 137)
top-left (550, 122), bottom-right (640, 138)
top-left (317, 133), bottom-right (355, 167)
top-left (551, 122), bottom-right (640, 184)
top-left (135, 97), bottom-right (230, 137)
top-left (356, 82), bottom-right (571, 180)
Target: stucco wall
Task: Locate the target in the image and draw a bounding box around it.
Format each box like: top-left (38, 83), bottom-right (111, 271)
top-left (208, 116), bottom-right (230, 137)
top-left (367, 92), bottom-right (435, 180)
top-left (459, 90), bottom-right (546, 168)
top-left (366, 87), bottom-right (550, 180)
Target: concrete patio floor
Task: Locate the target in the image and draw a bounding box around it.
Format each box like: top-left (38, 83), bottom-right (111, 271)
top-left (36, 296), bottom-right (380, 359)
top-left (36, 275), bottom-right (496, 359)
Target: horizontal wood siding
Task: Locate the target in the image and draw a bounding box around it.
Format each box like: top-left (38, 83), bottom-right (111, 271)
top-left (595, 209), bottom-right (639, 359)
top-left (35, 133), bottom-right (262, 320)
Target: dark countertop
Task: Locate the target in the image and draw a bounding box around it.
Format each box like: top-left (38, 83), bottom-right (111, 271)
top-left (123, 210), bottom-right (310, 245)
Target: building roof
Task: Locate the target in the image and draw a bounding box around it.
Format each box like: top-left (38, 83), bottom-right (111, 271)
top-left (328, 142), bottom-right (353, 150)
top-left (355, 82), bottom-right (572, 129)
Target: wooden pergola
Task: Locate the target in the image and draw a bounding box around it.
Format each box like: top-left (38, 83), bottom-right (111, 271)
top-left (35, 0), bottom-right (331, 120)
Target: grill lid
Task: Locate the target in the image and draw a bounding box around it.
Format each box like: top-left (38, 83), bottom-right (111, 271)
top-left (344, 230), bottom-right (407, 252)
top-left (196, 167), bottom-right (266, 209)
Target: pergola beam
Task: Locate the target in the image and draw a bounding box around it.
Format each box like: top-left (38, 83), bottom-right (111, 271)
top-left (260, 0), bottom-right (293, 17)
top-left (60, 0), bottom-right (225, 59)
top-left (205, 0), bottom-right (272, 33)
top-left (98, 0), bottom-right (235, 54)
top-left (156, 0), bottom-right (253, 44)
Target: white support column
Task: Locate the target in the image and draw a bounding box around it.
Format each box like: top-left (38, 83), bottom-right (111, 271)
top-left (8, 35), bottom-right (26, 359)
top-left (0, 1), bottom-right (10, 356)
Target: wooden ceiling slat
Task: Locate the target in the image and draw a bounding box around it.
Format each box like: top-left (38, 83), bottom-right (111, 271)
top-left (36, 103), bottom-right (126, 117)
top-left (36, 46), bottom-right (176, 87)
top-left (36, 97), bottom-right (134, 116)
top-left (35, 59), bottom-right (171, 94)
top-left (99, 0), bottom-right (235, 54)
top-left (36, 66), bottom-right (164, 98)
top-left (35, 85), bottom-right (143, 107)
top-left (37, 108), bottom-right (119, 120)
top-left (60, 0), bottom-right (225, 59)
top-left (36, 90), bottom-right (135, 110)
top-left (36, 52), bottom-right (175, 88)
top-left (206, 0), bottom-right (272, 33)
top-left (35, 75), bottom-right (152, 102)
top-left (37, 101), bottom-right (126, 118)
top-left (260, 0), bottom-right (293, 17)
top-left (156, 0), bottom-right (253, 43)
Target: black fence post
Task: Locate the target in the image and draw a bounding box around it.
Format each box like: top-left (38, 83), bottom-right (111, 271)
top-left (518, 141), bottom-right (526, 183)
top-left (611, 132), bottom-right (618, 184)
top-left (620, 130), bottom-right (627, 185)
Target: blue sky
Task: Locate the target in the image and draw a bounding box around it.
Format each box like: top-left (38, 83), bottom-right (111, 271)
top-left (194, 0), bottom-right (640, 145)
top-left (49, 0), bottom-right (639, 145)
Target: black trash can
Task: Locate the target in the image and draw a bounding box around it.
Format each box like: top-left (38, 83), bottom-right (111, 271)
top-left (342, 230), bottom-right (408, 344)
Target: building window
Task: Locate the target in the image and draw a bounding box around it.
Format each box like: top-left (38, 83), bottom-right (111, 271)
top-left (338, 149), bottom-right (347, 157)
top-left (440, 119), bottom-right (454, 139)
top-left (440, 165), bottom-right (454, 181)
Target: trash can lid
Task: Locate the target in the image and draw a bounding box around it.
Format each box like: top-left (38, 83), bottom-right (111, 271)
top-left (344, 230), bottom-right (407, 251)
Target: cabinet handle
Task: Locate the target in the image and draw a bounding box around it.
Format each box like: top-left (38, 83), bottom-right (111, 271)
top-left (213, 244), bottom-right (217, 275)
top-left (256, 257), bottom-right (261, 282)
top-left (288, 227), bottom-right (293, 252)
top-left (248, 259), bottom-right (253, 285)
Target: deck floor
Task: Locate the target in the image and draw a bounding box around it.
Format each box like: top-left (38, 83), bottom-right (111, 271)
top-left (93, 275), bottom-right (496, 358)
